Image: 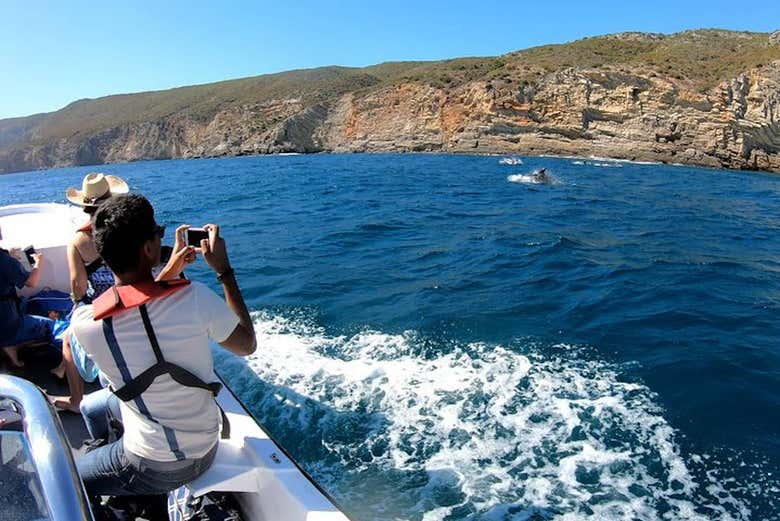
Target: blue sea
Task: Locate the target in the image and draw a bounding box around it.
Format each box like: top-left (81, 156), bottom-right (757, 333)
top-left (2, 154), bottom-right (779, 520)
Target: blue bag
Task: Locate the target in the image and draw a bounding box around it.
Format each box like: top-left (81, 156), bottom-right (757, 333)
top-left (24, 290), bottom-right (73, 319)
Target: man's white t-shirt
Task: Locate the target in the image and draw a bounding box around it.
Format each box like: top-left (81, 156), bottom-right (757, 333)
top-left (72, 281), bottom-right (240, 462)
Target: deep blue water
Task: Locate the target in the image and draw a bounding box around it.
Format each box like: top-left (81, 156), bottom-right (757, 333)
top-left (2, 154), bottom-right (779, 520)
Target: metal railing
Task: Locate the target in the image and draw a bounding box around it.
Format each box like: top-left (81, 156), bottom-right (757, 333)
top-left (0, 375), bottom-right (94, 521)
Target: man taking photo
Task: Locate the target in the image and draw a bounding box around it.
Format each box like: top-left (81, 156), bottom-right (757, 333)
top-left (71, 194), bottom-right (256, 499)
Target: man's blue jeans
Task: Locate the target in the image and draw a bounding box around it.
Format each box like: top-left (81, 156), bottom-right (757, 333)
top-left (80, 388), bottom-right (120, 441)
top-left (77, 440), bottom-right (217, 496)
top-left (76, 389), bottom-right (217, 496)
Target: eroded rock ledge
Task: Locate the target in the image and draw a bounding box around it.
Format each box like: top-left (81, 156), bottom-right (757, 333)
top-left (2, 39), bottom-right (780, 174)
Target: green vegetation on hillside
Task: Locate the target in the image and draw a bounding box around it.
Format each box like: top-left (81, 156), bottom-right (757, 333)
top-left (383, 29), bottom-right (779, 89)
top-left (36, 67), bottom-right (382, 140)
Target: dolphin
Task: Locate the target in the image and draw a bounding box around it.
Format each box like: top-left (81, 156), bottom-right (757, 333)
top-left (532, 168), bottom-right (552, 184)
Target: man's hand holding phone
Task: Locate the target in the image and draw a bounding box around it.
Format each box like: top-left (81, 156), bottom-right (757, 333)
top-left (179, 222), bottom-right (254, 355)
top-left (156, 223), bottom-right (232, 280)
top-left (200, 224), bottom-right (231, 276)
top-left (155, 225), bottom-right (196, 282)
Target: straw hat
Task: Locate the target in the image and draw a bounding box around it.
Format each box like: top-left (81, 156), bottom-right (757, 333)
top-left (66, 173), bottom-right (129, 207)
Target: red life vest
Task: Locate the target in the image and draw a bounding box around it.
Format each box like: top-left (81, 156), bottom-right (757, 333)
top-left (93, 278), bottom-right (190, 320)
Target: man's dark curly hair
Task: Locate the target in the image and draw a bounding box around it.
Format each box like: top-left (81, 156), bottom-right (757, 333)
top-left (93, 194), bottom-right (156, 274)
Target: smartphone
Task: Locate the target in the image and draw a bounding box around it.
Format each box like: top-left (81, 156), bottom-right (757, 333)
top-left (186, 228), bottom-right (209, 247)
top-left (23, 245), bottom-right (36, 266)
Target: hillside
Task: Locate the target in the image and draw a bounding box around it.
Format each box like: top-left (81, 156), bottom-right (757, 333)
top-left (2, 29), bottom-right (780, 173)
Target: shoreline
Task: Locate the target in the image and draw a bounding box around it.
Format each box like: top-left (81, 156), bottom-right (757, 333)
top-left (0, 149), bottom-right (772, 178)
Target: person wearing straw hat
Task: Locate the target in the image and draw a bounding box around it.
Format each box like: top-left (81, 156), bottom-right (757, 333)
top-left (65, 173), bottom-right (129, 304)
top-left (66, 172), bottom-right (130, 210)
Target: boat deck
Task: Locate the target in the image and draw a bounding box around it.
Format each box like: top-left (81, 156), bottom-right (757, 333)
top-left (3, 346), bottom-right (97, 457)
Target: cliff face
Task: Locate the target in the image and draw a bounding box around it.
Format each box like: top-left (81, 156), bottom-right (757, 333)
top-left (2, 30), bottom-right (780, 174)
top-left (315, 62), bottom-right (780, 171)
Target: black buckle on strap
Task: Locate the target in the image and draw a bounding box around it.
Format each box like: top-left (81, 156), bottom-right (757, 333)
top-left (109, 303), bottom-right (230, 439)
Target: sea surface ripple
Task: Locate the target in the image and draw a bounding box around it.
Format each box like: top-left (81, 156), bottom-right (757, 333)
top-left (1, 154), bottom-right (779, 520)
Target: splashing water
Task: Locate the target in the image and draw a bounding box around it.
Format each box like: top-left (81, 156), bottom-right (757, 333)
top-left (499, 158), bottom-right (524, 165)
top-left (507, 174), bottom-right (541, 184)
top-left (507, 171), bottom-right (560, 185)
top-left (215, 310), bottom-right (757, 521)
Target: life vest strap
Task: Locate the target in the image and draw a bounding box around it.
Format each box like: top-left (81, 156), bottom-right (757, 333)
top-left (103, 299), bottom-right (230, 439)
top-left (139, 303), bottom-right (165, 363)
top-left (111, 361), bottom-right (223, 402)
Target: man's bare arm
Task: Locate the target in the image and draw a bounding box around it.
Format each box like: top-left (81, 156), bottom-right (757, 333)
top-left (201, 223), bottom-right (256, 356)
top-left (218, 272), bottom-right (256, 355)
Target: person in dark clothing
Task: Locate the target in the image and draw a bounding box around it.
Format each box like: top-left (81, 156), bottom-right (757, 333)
top-left (0, 240), bottom-right (52, 367)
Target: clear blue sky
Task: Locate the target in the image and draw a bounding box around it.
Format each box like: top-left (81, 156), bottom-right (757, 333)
top-left (2, 0), bottom-right (779, 120)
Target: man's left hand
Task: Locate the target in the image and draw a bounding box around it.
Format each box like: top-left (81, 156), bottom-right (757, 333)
top-left (156, 225), bottom-right (196, 281)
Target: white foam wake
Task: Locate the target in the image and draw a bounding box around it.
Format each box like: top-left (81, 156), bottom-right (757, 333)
top-left (499, 157), bottom-right (524, 165)
top-left (507, 172), bottom-right (560, 185)
top-left (215, 311), bottom-right (752, 520)
top-left (507, 174), bottom-right (542, 184)
top-left (570, 160), bottom-right (624, 168)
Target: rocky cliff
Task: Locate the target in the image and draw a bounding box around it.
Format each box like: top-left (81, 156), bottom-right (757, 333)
top-left (2, 29), bottom-right (780, 174)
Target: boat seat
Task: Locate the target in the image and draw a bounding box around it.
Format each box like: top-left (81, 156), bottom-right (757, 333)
top-left (187, 434), bottom-right (346, 521)
top-left (187, 438), bottom-right (261, 497)
top-left (186, 431), bottom-right (299, 497)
